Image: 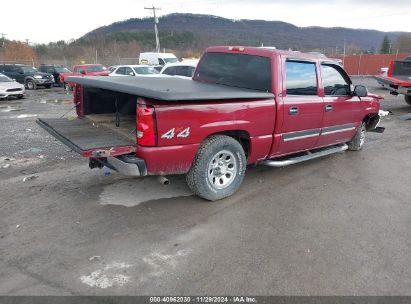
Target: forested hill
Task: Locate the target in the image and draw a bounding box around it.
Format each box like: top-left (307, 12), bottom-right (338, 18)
top-left (82, 13), bottom-right (404, 52)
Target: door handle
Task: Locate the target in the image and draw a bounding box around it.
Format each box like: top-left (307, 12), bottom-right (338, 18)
top-left (325, 104), bottom-right (333, 112)
top-left (289, 107), bottom-right (299, 115)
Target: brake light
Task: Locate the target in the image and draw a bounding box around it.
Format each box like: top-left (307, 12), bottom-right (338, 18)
top-left (228, 46), bottom-right (245, 52)
top-left (136, 102), bottom-right (156, 146)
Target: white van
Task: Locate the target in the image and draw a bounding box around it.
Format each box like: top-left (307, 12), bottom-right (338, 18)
top-left (138, 52), bottom-right (179, 66)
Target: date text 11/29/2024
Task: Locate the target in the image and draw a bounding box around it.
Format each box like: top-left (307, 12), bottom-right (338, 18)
top-left (149, 296), bottom-right (257, 303)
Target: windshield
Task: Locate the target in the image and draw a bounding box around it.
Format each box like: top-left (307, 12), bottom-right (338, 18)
top-left (22, 66), bottom-right (38, 73)
top-left (0, 75), bottom-right (12, 82)
top-left (194, 52), bottom-right (272, 92)
top-left (134, 67), bottom-right (159, 75)
top-left (55, 67), bottom-right (71, 73)
top-left (86, 65), bottom-right (107, 72)
top-left (164, 58), bottom-right (178, 64)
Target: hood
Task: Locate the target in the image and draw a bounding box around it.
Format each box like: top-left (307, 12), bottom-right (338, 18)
top-left (0, 81), bottom-right (24, 90)
top-left (27, 71), bottom-right (53, 78)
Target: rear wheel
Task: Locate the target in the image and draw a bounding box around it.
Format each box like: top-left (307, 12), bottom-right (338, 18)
top-left (405, 95), bottom-right (411, 106)
top-left (348, 122), bottom-right (366, 151)
top-left (186, 135), bottom-right (246, 201)
top-left (25, 80), bottom-right (36, 90)
top-left (17, 95), bottom-right (24, 99)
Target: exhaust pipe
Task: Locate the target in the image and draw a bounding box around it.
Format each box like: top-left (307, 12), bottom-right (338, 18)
top-left (157, 176), bottom-right (169, 185)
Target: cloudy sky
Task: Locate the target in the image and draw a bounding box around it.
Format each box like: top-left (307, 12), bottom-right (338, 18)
top-left (1, 0), bottom-right (410, 44)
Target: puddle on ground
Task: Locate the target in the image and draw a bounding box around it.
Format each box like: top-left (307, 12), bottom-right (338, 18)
top-left (99, 176), bottom-right (192, 207)
top-left (39, 99), bottom-right (72, 105)
top-left (18, 147), bottom-right (43, 154)
top-left (8, 114), bottom-right (38, 119)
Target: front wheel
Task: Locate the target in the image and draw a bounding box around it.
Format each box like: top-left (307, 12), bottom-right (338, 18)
top-left (348, 122), bottom-right (366, 151)
top-left (25, 80), bottom-right (36, 90)
top-left (186, 135), bottom-right (246, 201)
top-left (405, 95), bottom-right (411, 106)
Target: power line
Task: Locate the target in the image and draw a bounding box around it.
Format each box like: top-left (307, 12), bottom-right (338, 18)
top-left (144, 5), bottom-right (162, 53)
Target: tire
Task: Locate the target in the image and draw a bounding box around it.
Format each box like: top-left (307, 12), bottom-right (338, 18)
top-left (186, 135), bottom-right (246, 201)
top-left (17, 95), bottom-right (24, 99)
top-left (348, 121), bottom-right (366, 151)
top-left (405, 95), bottom-right (411, 106)
top-left (44, 84), bottom-right (51, 89)
top-left (25, 79), bottom-right (37, 90)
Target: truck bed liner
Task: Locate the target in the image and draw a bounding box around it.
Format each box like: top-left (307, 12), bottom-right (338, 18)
top-left (66, 76), bottom-right (274, 101)
top-left (37, 118), bottom-right (134, 153)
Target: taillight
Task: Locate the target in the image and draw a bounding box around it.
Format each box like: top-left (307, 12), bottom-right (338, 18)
top-left (136, 101), bottom-right (156, 146)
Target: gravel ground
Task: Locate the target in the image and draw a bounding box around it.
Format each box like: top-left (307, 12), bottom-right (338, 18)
top-left (0, 79), bottom-right (410, 295)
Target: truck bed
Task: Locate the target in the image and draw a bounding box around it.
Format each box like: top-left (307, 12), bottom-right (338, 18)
top-left (373, 75), bottom-right (411, 87)
top-left (37, 118), bottom-right (134, 153)
top-left (66, 76), bottom-right (274, 101)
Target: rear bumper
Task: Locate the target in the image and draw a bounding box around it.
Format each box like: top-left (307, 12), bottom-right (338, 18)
top-left (94, 155), bottom-right (147, 177)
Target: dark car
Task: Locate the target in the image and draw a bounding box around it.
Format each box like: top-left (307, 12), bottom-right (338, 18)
top-left (0, 64), bottom-right (54, 90)
top-left (39, 64), bottom-right (71, 86)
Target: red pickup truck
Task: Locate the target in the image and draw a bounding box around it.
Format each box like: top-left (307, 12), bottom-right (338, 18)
top-left (59, 64), bottom-right (110, 90)
top-left (373, 58), bottom-right (411, 105)
top-left (37, 46), bottom-right (382, 201)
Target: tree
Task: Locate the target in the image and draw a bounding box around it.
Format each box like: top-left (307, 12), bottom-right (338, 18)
top-left (3, 41), bottom-right (38, 65)
top-left (380, 35), bottom-right (391, 54)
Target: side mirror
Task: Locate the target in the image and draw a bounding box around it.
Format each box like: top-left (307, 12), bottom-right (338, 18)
top-left (129, 72), bottom-right (135, 76)
top-left (18, 70), bottom-right (24, 74)
top-left (353, 85), bottom-right (368, 98)
top-left (80, 70), bottom-right (86, 75)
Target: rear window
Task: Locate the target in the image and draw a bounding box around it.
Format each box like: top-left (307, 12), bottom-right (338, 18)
top-left (194, 52), bottom-right (271, 92)
top-left (393, 61), bottom-right (411, 76)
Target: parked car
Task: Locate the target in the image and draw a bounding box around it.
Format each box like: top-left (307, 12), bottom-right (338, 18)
top-left (39, 64), bottom-right (71, 86)
top-left (0, 64), bottom-right (54, 90)
top-left (109, 65), bottom-right (160, 76)
top-left (0, 73), bottom-right (25, 99)
top-left (160, 60), bottom-right (198, 78)
top-left (59, 64), bottom-right (110, 90)
top-left (37, 46), bottom-right (382, 201)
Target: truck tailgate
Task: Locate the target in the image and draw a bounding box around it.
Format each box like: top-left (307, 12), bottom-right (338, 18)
top-left (37, 118), bottom-right (135, 157)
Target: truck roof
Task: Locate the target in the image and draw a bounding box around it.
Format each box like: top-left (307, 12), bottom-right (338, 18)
top-left (205, 46), bottom-right (333, 61)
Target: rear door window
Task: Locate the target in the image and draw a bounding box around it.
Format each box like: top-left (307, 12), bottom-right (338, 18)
top-left (163, 66), bottom-right (176, 76)
top-left (124, 67), bottom-right (134, 75)
top-left (115, 67), bottom-right (126, 75)
top-left (3, 65), bottom-right (13, 72)
top-left (176, 66), bottom-right (194, 77)
top-left (285, 61), bottom-right (318, 95)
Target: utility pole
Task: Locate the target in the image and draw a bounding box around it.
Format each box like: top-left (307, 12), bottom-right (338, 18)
top-left (343, 39), bottom-right (346, 68)
top-left (144, 5), bottom-right (161, 53)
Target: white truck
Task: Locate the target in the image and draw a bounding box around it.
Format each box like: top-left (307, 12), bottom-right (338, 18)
top-left (138, 52), bottom-right (179, 69)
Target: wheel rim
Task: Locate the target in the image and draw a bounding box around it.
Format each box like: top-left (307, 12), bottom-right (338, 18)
top-left (207, 150), bottom-right (237, 190)
top-left (359, 124), bottom-right (366, 147)
top-left (27, 81), bottom-right (34, 89)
